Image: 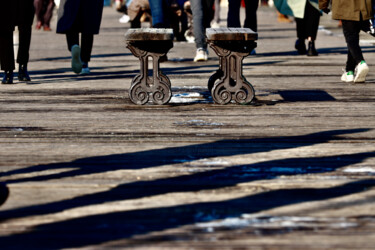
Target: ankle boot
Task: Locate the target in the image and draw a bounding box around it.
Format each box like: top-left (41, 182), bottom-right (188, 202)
top-left (295, 39), bottom-right (306, 55)
top-left (18, 64), bottom-right (31, 81)
top-left (2, 71), bottom-right (14, 84)
top-left (307, 41), bottom-right (318, 56)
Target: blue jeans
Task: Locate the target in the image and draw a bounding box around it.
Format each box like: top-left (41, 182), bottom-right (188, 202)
top-left (148, 0), bottom-right (171, 27)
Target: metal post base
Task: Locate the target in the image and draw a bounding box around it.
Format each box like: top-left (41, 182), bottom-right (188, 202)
top-left (127, 41), bottom-right (173, 105)
top-left (208, 40), bottom-right (256, 105)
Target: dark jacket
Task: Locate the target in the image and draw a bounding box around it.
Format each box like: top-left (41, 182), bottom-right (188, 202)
top-left (0, 0), bottom-right (34, 32)
top-left (319, 0), bottom-right (372, 21)
top-left (56, 0), bottom-right (104, 34)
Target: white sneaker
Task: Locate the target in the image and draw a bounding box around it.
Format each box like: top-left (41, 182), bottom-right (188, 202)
top-left (119, 14), bottom-right (130, 23)
top-left (341, 71), bottom-right (354, 82)
top-left (80, 67), bottom-right (90, 75)
top-left (194, 48), bottom-right (208, 62)
top-left (354, 61), bottom-right (369, 83)
top-left (71, 45), bottom-right (82, 74)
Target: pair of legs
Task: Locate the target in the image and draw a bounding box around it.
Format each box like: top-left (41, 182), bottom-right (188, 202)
top-left (227, 0), bottom-right (258, 32)
top-left (0, 26), bottom-right (32, 83)
top-left (66, 32), bottom-right (94, 66)
top-left (340, 18), bottom-right (369, 83)
top-left (34, 0), bottom-right (55, 30)
top-left (66, 32), bottom-right (94, 74)
top-left (295, 1), bottom-right (320, 56)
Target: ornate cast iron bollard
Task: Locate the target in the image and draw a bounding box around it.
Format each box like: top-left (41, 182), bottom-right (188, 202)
top-left (206, 28), bottom-right (257, 105)
top-left (125, 28), bottom-right (173, 105)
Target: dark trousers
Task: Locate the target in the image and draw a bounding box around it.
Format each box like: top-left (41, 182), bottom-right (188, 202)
top-left (342, 19), bottom-right (367, 72)
top-left (295, 1), bottom-right (320, 40)
top-left (0, 26), bottom-right (32, 71)
top-left (34, 0), bottom-right (55, 27)
top-left (227, 0), bottom-right (258, 32)
top-left (66, 32), bottom-right (94, 63)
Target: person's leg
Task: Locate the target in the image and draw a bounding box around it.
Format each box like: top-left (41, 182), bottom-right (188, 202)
top-left (66, 31), bottom-right (79, 51)
top-left (190, 0), bottom-right (206, 49)
top-left (295, 17), bottom-right (307, 54)
top-left (342, 20), bottom-right (364, 66)
top-left (17, 25), bottom-right (32, 66)
top-left (80, 33), bottom-right (94, 64)
top-left (202, 0), bottom-right (215, 28)
top-left (0, 32), bottom-right (15, 84)
top-left (34, 0), bottom-right (44, 29)
top-left (303, 1), bottom-right (320, 56)
top-left (148, 0), bottom-right (171, 27)
top-left (0, 32), bottom-right (15, 72)
top-left (17, 25), bottom-right (32, 81)
top-left (227, 0), bottom-right (241, 28)
top-left (66, 32), bottom-right (82, 74)
top-left (304, 1), bottom-right (320, 40)
top-left (213, 0), bottom-right (220, 25)
top-left (342, 19), bottom-right (368, 82)
top-left (43, 0), bottom-right (55, 30)
top-left (244, 0), bottom-right (258, 32)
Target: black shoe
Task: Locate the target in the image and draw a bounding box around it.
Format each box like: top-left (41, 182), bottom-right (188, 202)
top-left (1, 71), bottom-right (14, 84)
top-left (18, 64), bottom-right (31, 81)
top-left (295, 39), bottom-right (307, 55)
top-left (307, 41), bottom-right (318, 56)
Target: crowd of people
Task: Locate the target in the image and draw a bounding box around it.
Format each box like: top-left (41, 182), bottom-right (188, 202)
top-left (0, 0), bottom-right (373, 85)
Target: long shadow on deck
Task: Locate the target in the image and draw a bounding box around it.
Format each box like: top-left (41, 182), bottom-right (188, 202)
top-left (0, 128), bottom-right (374, 248)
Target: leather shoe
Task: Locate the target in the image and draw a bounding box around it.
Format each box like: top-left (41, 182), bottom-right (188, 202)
top-left (2, 71), bottom-right (14, 84)
top-left (18, 64), bottom-right (31, 81)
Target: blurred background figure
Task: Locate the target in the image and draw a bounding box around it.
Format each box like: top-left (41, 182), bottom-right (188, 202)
top-left (212, 0), bottom-right (221, 28)
top-left (34, 0), bottom-right (55, 31)
top-left (56, 0), bottom-right (104, 75)
top-left (274, 0), bottom-right (320, 56)
top-left (227, 0), bottom-right (259, 33)
top-left (190, 0), bottom-right (215, 61)
top-left (0, 0), bottom-right (35, 84)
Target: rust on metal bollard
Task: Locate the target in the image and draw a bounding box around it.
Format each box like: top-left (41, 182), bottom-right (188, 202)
top-left (206, 28), bottom-right (257, 105)
top-left (125, 28), bottom-right (174, 105)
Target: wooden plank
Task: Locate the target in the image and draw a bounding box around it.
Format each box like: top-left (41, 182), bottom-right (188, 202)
top-left (206, 28), bottom-right (258, 41)
top-left (125, 28), bottom-right (174, 41)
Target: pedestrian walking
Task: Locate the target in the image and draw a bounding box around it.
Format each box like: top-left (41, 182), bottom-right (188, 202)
top-left (190, 0), bottom-right (215, 62)
top-left (0, 0), bottom-right (35, 84)
top-left (319, 0), bottom-right (372, 83)
top-left (56, 0), bottom-right (104, 75)
top-left (34, 0), bottom-right (55, 31)
top-left (274, 0), bottom-right (321, 56)
top-left (227, 0), bottom-right (259, 33)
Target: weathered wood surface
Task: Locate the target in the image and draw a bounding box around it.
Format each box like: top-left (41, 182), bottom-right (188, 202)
top-left (125, 28), bottom-right (174, 41)
top-left (0, 6), bottom-right (375, 249)
top-left (206, 27), bottom-right (258, 41)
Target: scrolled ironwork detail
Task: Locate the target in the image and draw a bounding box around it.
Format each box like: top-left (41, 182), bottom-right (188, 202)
top-left (126, 39), bottom-right (173, 105)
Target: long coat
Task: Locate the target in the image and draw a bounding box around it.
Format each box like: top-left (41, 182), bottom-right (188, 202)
top-left (0, 0), bottom-right (34, 32)
top-left (274, 0), bottom-right (319, 19)
top-left (319, 0), bottom-right (372, 21)
top-left (56, 0), bottom-right (104, 34)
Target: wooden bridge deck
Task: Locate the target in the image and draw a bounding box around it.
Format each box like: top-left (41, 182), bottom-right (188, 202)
top-left (0, 6), bottom-right (374, 249)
